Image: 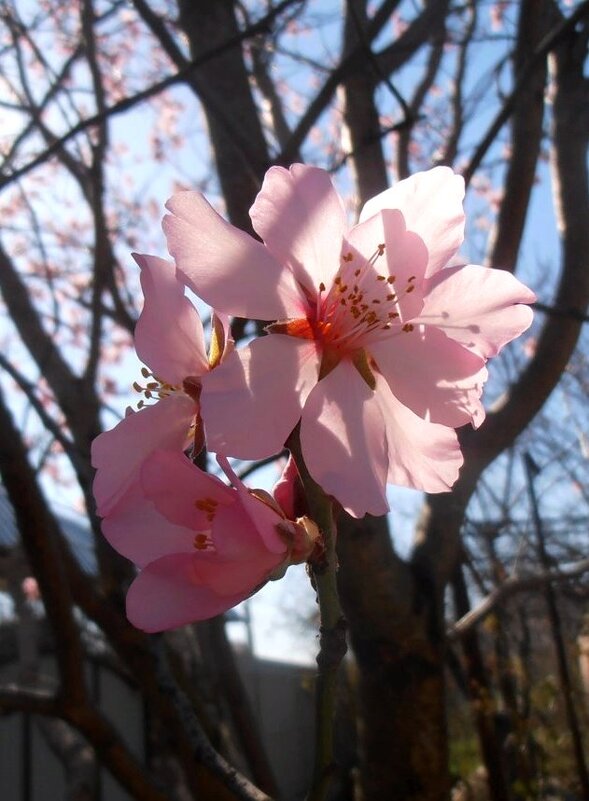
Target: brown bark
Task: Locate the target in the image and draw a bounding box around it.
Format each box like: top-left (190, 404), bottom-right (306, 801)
top-left (177, 0), bottom-right (270, 232)
top-left (486, 0), bottom-right (554, 271)
top-left (342, 0), bottom-right (390, 214)
top-left (197, 617), bottom-right (280, 797)
top-left (451, 565), bottom-right (511, 801)
top-left (337, 513), bottom-right (450, 801)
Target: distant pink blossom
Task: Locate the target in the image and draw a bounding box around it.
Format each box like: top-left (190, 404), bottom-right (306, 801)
top-left (103, 452), bottom-right (316, 631)
top-left (163, 166), bottom-right (535, 517)
top-left (22, 577), bottom-right (40, 603)
top-left (92, 253), bottom-right (231, 517)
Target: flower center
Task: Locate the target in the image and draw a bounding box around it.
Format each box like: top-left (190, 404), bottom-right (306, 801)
top-left (132, 368), bottom-right (202, 408)
top-left (315, 244), bottom-right (416, 351)
top-left (268, 243), bottom-right (417, 384)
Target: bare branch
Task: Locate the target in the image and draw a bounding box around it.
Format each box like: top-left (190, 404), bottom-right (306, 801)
top-left (462, 0), bottom-right (589, 186)
top-left (449, 558), bottom-right (589, 640)
top-left (0, 0), bottom-right (303, 193)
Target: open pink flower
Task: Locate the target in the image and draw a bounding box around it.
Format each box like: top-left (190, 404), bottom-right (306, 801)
top-left (163, 166), bottom-right (535, 517)
top-left (92, 253), bottom-right (231, 517)
top-left (102, 451), bottom-right (315, 631)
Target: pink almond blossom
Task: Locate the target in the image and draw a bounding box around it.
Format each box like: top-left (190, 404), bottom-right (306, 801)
top-left (102, 451), bottom-right (316, 631)
top-left (92, 253), bottom-right (231, 517)
top-left (163, 165), bottom-right (535, 517)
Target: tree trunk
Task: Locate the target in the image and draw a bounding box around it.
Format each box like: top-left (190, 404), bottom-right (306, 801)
top-left (337, 513), bottom-right (450, 801)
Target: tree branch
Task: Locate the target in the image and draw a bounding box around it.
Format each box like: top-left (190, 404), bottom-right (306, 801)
top-left (0, 0), bottom-right (303, 193)
top-left (449, 558), bottom-right (589, 640)
top-left (462, 0), bottom-right (589, 186)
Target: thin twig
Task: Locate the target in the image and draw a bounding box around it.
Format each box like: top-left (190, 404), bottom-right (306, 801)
top-left (0, 0), bottom-right (303, 192)
top-left (287, 428), bottom-right (347, 801)
top-left (449, 557), bottom-right (589, 640)
top-left (462, 0), bottom-right (589, 186)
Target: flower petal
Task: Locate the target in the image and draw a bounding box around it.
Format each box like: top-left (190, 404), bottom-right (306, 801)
top-left (101, 481), bottom-right (195, 567)
top-left (419, 264), bottom-right (536, 358)
top-left (91, 394), bottom-right (195, 517)
top-left (126, 554), bottom-right (252, 631)
top-left (272, 455), bottom-right (300, 520)
top-left (250, 164), bottom-right (347, 295)
top-left (374, 374), bottom-right (463, 493)
top-left (163, 191), bottom-right (304, 320)
top-left (346, 209), bottom-right (428, 323)
top-left (370, 327), bottom-right (487, 429)
top-left (141, 450), bottom-right (235, 530)
top-left (300, 360), bottom-right (389, 518)
top-left (201, 334), bottom-right (320, 460)
top-left (359, 167), bottom-right (465, 277)
top-left (216, 455), bottom-right (287, 555)
top-left (133, 253), bottom-right (209, 385)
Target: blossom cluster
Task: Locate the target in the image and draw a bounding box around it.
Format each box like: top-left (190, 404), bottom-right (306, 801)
top-left (92, 165), bottom-right (534, 631)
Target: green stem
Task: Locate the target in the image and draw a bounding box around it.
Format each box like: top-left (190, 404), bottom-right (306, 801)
top-left (287, 428), bottom-right (347, 801)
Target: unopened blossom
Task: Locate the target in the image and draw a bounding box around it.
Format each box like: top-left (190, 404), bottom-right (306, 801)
top-left (102, 451), bottom-right (317, 631)
top-left (92, 253), bottom-right (231, 517)
top-left (163, 166), bottom-right (535, 517)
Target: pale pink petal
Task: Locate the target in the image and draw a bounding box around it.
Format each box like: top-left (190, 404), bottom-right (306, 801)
top-left (359, 167), bottom-right (465, 277)
top-left (201, 334), bottom-right (320, 460)
top-left (216, 455), bottom-right (287, 554)
top-left (126, 554), bottom-right (251, 631)
top-left (92, 394), bottom-right (195, 516)
top-left (163, 192), bottom-right (305, 320)
top-left (141, 450), bottom-right (234, 530)
top-left (300, 360), bottom-right (389, 518)
top-left (346, 209), bottom-right (428, 323)
top-left (272, 456), bottom-right (300, 520)
top-left (101, 481), bottom-right (196, 567)
top-left (249, 164), bottom-right (347, 295)
top-left (374, 374), bottom-right (463, 493)
top-left (418, 264), bottom-right (536, 358)
top-left (214, 501), bottom-right (286, 558)
top-left (370, 327), bottom-right (487, 429)
top-left (132, 253), bottom-right (209, 385)
top-left (199, 549), bottom-right (282, 595)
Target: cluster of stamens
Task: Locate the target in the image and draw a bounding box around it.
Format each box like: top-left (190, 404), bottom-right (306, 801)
top-left (315, 244), bottom-right (417, 351)
top-left (194, 496), bottom-right (219, 523)
top-left (192, 532), bottom-right (213, 551)
top-left (132, 367), bottom-right (178, 409)
top-left (192, 496), bottom-right (219, 550)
